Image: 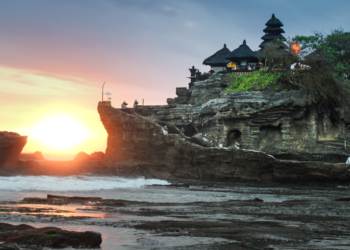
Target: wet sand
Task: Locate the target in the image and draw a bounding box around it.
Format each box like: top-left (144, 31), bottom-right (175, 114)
top-left (0, 183), bottom-right (350, 249)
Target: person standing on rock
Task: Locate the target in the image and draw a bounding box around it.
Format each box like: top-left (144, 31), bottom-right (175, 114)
top-left (133, 100), bottom-right (138, 109)
top-left (346, 157), bottom-right (350, 164)
top-left (121, 101), bottom-right (128, 109)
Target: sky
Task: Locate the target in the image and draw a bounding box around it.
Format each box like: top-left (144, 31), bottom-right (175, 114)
top-left (2, 0), bottom-right (350, 159)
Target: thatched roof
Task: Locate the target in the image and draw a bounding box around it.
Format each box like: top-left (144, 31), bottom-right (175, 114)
top-left (263, 26), bottom-right (285, 34)
top-left (226, 40), bottom-right (258, 61)
top-left (261, 33), bottom-right (286, 41)
top-left (265, 14), bottom-right (284, 27)
top-left (203, 44), bottom-right (231, 66)
top-left (259, 40), bottom-right (288, 49)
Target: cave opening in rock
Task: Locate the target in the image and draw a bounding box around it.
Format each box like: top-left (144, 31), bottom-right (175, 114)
top-left (258, 124), bottom-right (282, 152)
top-left (227, 130), bottom-right (242, 148)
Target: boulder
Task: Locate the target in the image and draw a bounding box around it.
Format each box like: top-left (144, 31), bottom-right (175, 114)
top-left (90, 151), bottom-right (105, 160)
top-left (73, 151), bottom-right (91, 162)
top-left (0, 132), bottom-right (27, 168)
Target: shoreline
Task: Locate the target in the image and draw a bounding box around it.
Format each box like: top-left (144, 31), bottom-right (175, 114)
top-left (0, 182), bottom-right (349, 249)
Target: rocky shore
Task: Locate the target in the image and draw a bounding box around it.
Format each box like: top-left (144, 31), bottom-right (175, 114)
top-left (0, 184), bottom-right (350, 249)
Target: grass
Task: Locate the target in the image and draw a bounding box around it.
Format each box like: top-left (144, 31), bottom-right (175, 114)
top-left (225, 70), bottom-right (282, 92)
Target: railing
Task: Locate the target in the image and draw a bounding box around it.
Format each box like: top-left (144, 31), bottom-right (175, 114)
top-left (231, 71), bottom-right (253, 75)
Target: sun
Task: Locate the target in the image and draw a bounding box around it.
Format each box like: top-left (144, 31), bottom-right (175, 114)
top-left (30, 115), bottom-right (90, 150)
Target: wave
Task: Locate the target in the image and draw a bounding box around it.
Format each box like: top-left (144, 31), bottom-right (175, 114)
top-left (0, 176), bottom-right (169, 191)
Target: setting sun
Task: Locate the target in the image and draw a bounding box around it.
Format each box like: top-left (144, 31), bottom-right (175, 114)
top-left (30, 115), bottom-right (90, 150)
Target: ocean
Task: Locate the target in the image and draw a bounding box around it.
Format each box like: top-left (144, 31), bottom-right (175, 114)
top-left (0, 176), bottom-right (349, 249)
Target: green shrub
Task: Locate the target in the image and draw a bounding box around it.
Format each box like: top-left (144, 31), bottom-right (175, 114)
top-left (225, 70), bottom-right (281, 92)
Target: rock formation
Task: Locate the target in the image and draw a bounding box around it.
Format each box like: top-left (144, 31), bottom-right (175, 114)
top-left (0, 132), bottom-right (27, 168)
top-left (19, 151), bottom-right (45, 161)
top-left (134, 74), bottom-right (350, 163)
top-left (0, 223), bottom-right (102, 248)
top-left (98, 73), bottom-right (350, 184)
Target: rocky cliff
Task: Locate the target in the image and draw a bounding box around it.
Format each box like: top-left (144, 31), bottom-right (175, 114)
top-left (98, 76), bottom-right (350, 184)
top-left (134, 74), bottom-right (350, 163)
top-left (0, 132), bottom-right (27, 168)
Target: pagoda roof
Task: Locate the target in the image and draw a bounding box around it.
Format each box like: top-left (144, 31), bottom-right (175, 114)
top-left (263, 26), bottom-right (285, 34)
top-left (226, 40), bottom-right (258, 61)
top-left (261, 33), bottom-right (286, 41)
top-left (259, 40), bottom-right (288, 49)
top-left (265, 14), bottom-right (284, 27)
top-left (203, 44), bottom-right (231, 66)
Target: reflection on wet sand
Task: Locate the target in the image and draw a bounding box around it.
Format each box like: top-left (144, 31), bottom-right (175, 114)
top-left (0, 184), bottom-right (349, 249)
top-left (0, 204), bottom-right (107, 218)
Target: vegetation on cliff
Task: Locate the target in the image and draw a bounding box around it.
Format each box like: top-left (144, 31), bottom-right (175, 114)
top-left (226, 29), bottom-right (350, 107)
top-left (225, 70), bottom-right (281, 92)
top-left (289, 29), bottom-right (350, 107)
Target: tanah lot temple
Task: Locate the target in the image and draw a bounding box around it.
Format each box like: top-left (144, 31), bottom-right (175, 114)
top-left (98, 12), bottom-right (350, 170)
top-left (200, 14), bottom-right (285, 76)
top-left (167, 13), bottom-right (286, 104)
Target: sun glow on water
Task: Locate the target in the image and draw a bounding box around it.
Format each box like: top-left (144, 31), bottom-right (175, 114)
top-left (30, 115), bottom-right (90, 150)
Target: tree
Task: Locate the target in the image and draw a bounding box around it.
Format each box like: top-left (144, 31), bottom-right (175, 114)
top-left (257, 39), bottom-right (298, 70)
top-left (283, 29), bottom-right (350, 107)
top-left (293, 29), bottom-right (350, 79)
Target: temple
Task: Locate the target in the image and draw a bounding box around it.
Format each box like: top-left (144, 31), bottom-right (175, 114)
top-left (226, 40), bottom-right (259, 71)
top-left (199, 13), bottom-right (286, 75)
top-left (202, 44), bottom-right (231, 72)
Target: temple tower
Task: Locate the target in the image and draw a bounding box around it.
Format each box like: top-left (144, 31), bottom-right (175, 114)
top-left (259, 14), bottom-right (286, 49)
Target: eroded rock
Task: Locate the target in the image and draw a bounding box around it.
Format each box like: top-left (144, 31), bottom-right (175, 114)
top-left (0, 223), bottom-right (102, 248)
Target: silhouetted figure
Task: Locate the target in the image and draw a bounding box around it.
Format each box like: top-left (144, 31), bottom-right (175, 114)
top-left (133, 100), bottom-right (139, 108)
top-left (121, 101), bottom-right (128, 109)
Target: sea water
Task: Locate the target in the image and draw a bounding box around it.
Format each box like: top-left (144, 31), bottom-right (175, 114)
top-left (0, 175), bottom-right (337, 203)
top-left (0, 176), bottom-right (348, 249)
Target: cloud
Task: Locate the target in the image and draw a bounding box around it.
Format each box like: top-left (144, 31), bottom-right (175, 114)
top-left (0, 67), bottom-right (96, 97)
top-left (107, 0), bottom-right (179, 16)
top-left (184, 21), bottom-right (198, 28)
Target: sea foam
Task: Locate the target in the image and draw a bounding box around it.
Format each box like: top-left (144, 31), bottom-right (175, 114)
top-left (0, 176), bottom-right (169, 191)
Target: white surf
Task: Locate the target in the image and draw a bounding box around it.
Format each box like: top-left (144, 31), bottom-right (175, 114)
top-left (0, 175), bottom-right (169, 191)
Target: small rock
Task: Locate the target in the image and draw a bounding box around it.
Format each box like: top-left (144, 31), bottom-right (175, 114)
top-left (253, 198), bottom-right (264, 202)
top-left (0, 243), bottom-right (20, 250)
top-left (336, 197), bottom-right (350, 201)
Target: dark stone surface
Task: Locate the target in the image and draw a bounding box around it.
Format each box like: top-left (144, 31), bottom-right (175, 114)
top-left (0, 223), bottom-right (102, 248)
top-left (0, 132), bottom-right (27, 169)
